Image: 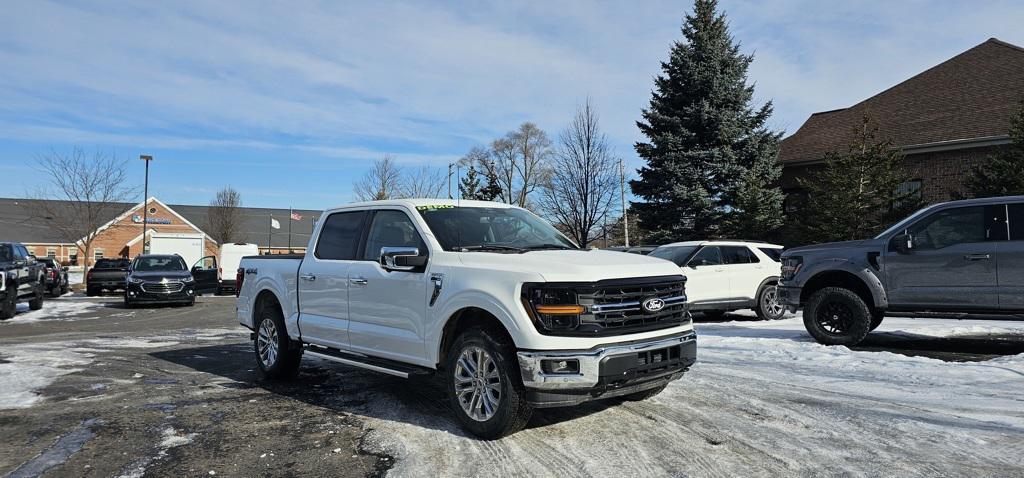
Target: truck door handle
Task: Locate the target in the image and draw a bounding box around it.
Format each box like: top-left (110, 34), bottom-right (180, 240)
top-left (349, 277), bottom-right (368, 285)
top-left (299, 273), bottom-right (316, 281)
top-left (964, 254), bottom-right (991, 261)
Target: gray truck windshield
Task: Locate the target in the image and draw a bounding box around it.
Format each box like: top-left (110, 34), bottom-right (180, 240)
top-left (417, 206), bottom-right (577, 252)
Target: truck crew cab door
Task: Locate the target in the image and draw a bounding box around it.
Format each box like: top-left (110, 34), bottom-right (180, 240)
top-left (297, 210), bottom-right (367, 351)
top-left (191, 256), bottom-right (219, 295)
top-left (885, 204), bottom-right (1004, 310)
top-left (347, 209), bottom-right (430, 365)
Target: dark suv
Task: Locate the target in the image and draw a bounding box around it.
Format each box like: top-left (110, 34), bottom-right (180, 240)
top-left (778, 195), bottom-right (1024, 346)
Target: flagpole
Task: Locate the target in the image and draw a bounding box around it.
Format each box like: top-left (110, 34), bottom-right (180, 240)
top-left (268, 214), bottom-right (273, 255)
top-left (288, 208), bottom-right (292, 252)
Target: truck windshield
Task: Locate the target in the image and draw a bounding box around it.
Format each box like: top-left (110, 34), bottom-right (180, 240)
top-left (132, 256), bottom-right (187, 272)
top-left (417, 206), bottom-right (578, 252)
top-left (874, 204), bottom-right (935, 239)
top-left (0, 245), bottom-right (11, 262)
top-left (648, 245), bottom-right (697, 266)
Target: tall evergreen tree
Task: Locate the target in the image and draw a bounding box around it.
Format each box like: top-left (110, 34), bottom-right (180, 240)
top-left (795, 116), bottom-right (920, 244)
top-left (478, 163), bottom-right (504, 201)
top-left (631, 0), bottom-right (781, 242)
top-left (966, 101), bottom-right (1024, 198)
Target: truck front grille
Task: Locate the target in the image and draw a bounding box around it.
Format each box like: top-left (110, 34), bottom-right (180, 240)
top-left (141, 281), bottom-right (184, 293)
top-left (576, 277), bottom-right (688, 335)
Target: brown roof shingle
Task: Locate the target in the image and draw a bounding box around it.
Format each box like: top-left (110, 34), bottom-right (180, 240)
top-left (779, 38), bottom-right (1024, 164)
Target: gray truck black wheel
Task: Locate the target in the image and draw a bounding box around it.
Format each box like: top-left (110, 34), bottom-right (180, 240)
top-left (446, 327), bottom-right (532, 439)
top-left (28, 285), bottom-right (44, 311)
top-left (254, 305), bottom-right (301, 380)
top-left (755, 284), bottom-right (786, 320)
top-left (803, 287), bottom-right (871, 346)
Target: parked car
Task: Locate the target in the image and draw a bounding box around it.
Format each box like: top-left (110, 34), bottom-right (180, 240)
top-left (778, 195), bottom-right (1024, 346)
top-left (124, 254), bottom-right (201, 308)
top-left (626, 245), bottom-right (658, 255)
top-left (0, 242), bottom-right (45, 319)
top-left (35, 257), bottom-right (69, 297)
top-left (649, 241), bottom-right (786, 320)
top-left (237, 199), bottom-right (696, 439)
top-left (86, 258), bottom-right (131, 296)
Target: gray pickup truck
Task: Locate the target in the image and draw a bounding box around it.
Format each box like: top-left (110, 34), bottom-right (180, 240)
top-left (778, 195), bottom-right (1024, 346)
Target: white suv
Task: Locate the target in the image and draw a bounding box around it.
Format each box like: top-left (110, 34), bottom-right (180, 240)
top-left (649, 241), bottom-right (785, 320)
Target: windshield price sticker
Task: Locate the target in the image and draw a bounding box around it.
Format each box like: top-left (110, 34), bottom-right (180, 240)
top-left (416, 205), bottom-right (455, 211)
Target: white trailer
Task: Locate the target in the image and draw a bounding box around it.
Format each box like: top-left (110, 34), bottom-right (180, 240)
top-left (148, 233), bottom-right (205, 269)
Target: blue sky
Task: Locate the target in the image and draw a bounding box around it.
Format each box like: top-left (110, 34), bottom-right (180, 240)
top-left (2, 0), bottom-right (1022, 210)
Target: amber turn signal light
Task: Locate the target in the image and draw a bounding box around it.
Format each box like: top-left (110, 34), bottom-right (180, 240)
top-left (535, 304), bottom-right (584, 315)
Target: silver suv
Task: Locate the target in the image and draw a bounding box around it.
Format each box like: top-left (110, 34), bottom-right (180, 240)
top-left (778, 195), bottom-right (1024, 346)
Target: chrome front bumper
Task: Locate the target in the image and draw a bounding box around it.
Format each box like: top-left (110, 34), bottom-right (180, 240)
top-left (517, 331), bottom-right (697, 390)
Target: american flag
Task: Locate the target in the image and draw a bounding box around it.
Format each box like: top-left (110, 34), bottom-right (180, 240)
top-left (290, 211), bottom-right (303, 221)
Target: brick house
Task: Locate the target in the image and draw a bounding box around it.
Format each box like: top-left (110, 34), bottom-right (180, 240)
top-left (779, 38), bottom-right (1024, 211)
top-left (0, 197), bottom-right (320, 266)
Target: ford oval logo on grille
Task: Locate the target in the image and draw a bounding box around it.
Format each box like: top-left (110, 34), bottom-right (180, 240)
top-left (642, 297), bottom-right (666, 313)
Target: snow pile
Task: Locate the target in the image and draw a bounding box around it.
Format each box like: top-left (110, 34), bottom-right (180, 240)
top-left (7, 298), bottom-right (107, 324)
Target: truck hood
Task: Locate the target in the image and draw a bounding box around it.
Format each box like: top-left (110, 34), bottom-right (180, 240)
top-left (456, 249), bottom-right (684, 283)
top-left (784, 239), bottom-right (882, 256)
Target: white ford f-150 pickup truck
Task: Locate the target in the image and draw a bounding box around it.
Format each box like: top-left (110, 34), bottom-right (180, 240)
top-left (236, 199), bottom-right (696, 438)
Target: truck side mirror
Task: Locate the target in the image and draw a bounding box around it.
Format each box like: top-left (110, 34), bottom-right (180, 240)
top-left (380, 247), bottom-right (426, 271)
top-left (893, 233), bottom-right (914, 254)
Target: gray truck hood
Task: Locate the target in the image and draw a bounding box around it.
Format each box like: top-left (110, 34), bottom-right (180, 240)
top-left (784, 239), bottom-right (883, 256)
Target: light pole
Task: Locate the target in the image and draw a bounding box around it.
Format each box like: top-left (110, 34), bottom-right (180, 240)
top-left (140, 155), bottom-right (153, 253)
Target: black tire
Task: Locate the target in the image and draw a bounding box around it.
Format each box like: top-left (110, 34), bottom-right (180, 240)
top-left (802, 287), bottom-right (871, 346)
top-left (28, 285), bottom-right (44, 311)
top-left (86, 287), bottom-right (98, 297)
top-left (754, 284), bottom-right (786, 321)
top-left (701, 310), bottom-right (726, 319)
top-left (869, 310), bottom-right (884, 332)
top-left (622, 384), bottom-right (667, 402)
top-left (254, 304), bottom-right (302, 380)
top-left (123, 294), bottom-right (134, 309)
top-left (61, 281), bottom-right (69, 295)
top-left (445, 327), bottom-right (533, 439)
top-left (0, 290), bottom-right (15, 320)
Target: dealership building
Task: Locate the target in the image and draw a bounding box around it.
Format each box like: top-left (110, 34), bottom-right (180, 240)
top-left (0, 197), bottom-right (321, 267)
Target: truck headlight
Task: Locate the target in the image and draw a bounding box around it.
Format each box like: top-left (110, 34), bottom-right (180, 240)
top-left (522, 285), bottom-right (581, 333)
top-left (781, 256), bottom-right (803, 281)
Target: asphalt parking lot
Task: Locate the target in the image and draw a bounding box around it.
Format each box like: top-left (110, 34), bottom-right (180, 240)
top-left (1, 295), bottom-right (1023, 477)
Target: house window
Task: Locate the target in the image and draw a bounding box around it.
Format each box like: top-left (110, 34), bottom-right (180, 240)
top-left (894, 180), bottom-right (923, 210)
top-left (46, 248), bottom-right (56, 259)
top-left (784, 190), bottom-right (808, 214)
top-left (69, 252), bottom-right (78, 265)
top-left (94, 249), bottom-right (105, 261)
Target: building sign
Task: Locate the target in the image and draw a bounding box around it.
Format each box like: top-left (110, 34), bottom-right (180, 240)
top-left (131, 214), bottom-right (172, 225)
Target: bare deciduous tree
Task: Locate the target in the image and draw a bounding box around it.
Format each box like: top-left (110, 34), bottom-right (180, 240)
top-left (482, 123), bottom-right (552, 208)
top-left (353, 155), bottom-right (402, 201)
top-left (26, 148), bottom-right (136, 281)
top-left (399, 165), bottom-right (446, 199)
top-left (540, 100), bottom-right (619, 247)
top-left (207, 186), bottom-right (242, 245)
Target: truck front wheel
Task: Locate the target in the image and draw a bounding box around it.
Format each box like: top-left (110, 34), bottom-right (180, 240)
top-left (28, 285), bottom-right (44, 311)
top-left (254, 306), bottom-right (301, 380)
top-left (0, 291), bottom-right (15, 320)
top-left (803, 287), bottom-right (871, 346)
top-left (445, 327), bottom-right (533, 439)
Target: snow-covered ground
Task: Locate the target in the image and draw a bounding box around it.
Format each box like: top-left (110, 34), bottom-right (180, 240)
top-left (358, 315), bottom-right (1024, 476)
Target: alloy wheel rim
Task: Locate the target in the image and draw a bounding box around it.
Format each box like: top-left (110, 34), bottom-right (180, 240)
top-left (257, 318), bottom-right (279, 368)
top-left (763, 287), bottom-right (784, 317)
top-left (816, 301), bottom-right (853, 335)
top-left (453, 346), bottom-right (501, 422)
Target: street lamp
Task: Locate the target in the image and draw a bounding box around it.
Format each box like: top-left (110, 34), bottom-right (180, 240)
top-left (140, 155), bottom-right (153, 253)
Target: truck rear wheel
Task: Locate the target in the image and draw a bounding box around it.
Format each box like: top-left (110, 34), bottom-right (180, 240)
top-left (254, 305), bottom-right (302, 380)
top-left (28, 285), bottom-right (44, 311)
top-left (803, 287), bottom-right (871, 346)
top-left (445, 327), bottom-right (532, 439)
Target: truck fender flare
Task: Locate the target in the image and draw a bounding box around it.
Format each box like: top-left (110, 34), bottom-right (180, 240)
top-left (428, 290), bottom-right (524, 365)
top-left (802, 260), bottom-right (888, 309)
top-left (249, 279), bottom-right (296, 335)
